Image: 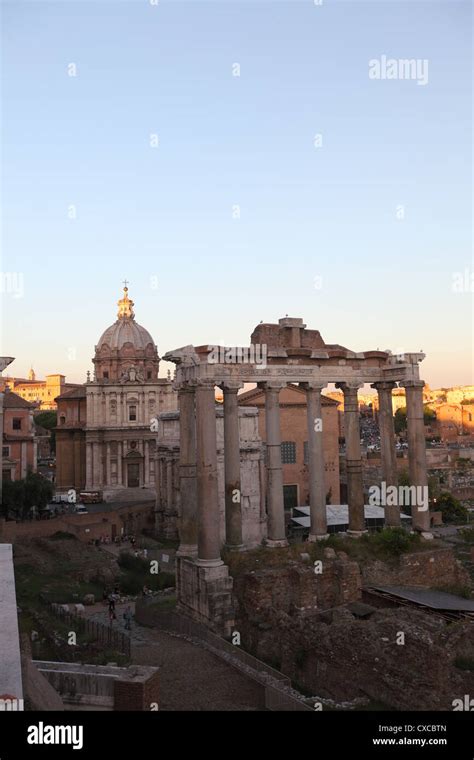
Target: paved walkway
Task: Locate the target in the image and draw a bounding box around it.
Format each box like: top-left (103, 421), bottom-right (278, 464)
top-left (85, 606), bottom-right (264, 711)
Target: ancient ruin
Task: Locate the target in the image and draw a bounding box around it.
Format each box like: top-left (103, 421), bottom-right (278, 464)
top-left (162, 317), bottom-right (431, 633)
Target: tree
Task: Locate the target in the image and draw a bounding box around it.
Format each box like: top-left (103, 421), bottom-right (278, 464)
top-left (436, 492), bottom-right (468, 525)
top-left (33, 411), bottom-right (57, 430)
top-left (394, 405), bottom-right (435, 434)
top-left (394, 407), bottom-right (407, 433)
top-left (1, 472), bottom-right (53, 520)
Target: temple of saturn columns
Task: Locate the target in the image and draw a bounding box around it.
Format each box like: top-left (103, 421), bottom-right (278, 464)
top-left (162, 317), bottom-right (430, 634)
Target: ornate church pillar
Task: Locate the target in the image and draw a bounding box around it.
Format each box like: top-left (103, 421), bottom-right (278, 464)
top-left (85, 441), bottom-right (93, 489)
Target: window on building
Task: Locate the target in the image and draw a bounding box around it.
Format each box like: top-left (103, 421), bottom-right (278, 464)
top-left (60, 415), bottom-right (66, 425)
top-left (281, 441), bottom-right (296, 464)
top-left (129, 405), bottom-right (137, 421)
top-left (2, 446), bottom-right (9, 457)
top-left (103, 371), bottom-right (109, 379)
top-left (303, 441), bottom-right (309, 465)
top-left (147, 371), bottom-right (152, 380)
top-left (12, 418), bottom-right (22, 430)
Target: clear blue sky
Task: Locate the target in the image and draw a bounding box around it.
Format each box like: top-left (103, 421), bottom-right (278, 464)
top-left (1, 0), bottom-right (472, 387)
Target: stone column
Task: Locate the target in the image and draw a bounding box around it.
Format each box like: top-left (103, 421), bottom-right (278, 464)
top-left (177, 384), bottom-right (198, 557)
top-left (74, 433), bottom-right (82, 490)
top-left (117, 441), bottom-right (122, 486)
top-left (222, 384), bottom-right (244, 550)
top-left (195, 380), bottom-right (223, 566)
top-left (95, 393), bottom-right (101, 426)
top-left (93, 441), bottom-right (101, 487)
top-left (302, 382), bottom-right (328, 540)
top-left (372, 381), bottom-right (400, 526)
top-left (263, 383), bottom-right (288, 547)
top-left (166, 459), bottom-right (173, 510)
top-left (144, 440), bottom-right (150, 486)
top-left (106, 442), bottom-right (111, 487)
top-left (402, 380), bottom-right (430, 533)
top-left (85, 441), bottom-right (93, 488)
top-left (337, 382), bottom-right (366, 535)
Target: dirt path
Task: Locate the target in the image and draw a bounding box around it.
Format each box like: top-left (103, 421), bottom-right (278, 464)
top-left (87, 608), bottom-right (264, 711)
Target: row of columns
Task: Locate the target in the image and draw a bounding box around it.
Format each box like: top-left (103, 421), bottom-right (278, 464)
top-left (177, 381), bottom-right (244, 564)
top-left (175, 377), bottom-right (430, 563)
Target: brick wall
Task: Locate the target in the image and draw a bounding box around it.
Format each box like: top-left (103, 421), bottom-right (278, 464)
top-left (113, 670), bottom-right (159, 711)
top-left (0, 503), bottom-right (153, 543)
top-left (234, 554), bottom-right (361, 617)
top-left (362, 548), bottom-right (470, 589)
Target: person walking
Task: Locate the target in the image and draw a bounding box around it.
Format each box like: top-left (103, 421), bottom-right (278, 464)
top-left (123, 606), bottom-right (133, 631)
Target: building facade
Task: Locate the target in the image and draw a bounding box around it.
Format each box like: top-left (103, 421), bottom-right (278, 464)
top-left (2, 369), bottom-right (81, 410)
top-left (2, 391), bottom-right (37, 481)
top-left (238, 384), bottom-right (340, 508)
top-left (55, 286), bottom-right (178, 501)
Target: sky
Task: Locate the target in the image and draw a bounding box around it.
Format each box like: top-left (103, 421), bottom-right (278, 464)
top-left (1, 0), bottom-right (472, 388)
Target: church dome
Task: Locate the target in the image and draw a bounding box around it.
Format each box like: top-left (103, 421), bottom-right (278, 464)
top-left (97, 318), bottom-right (155, 353)
top-left (93, 285), bottom-right (159, 382)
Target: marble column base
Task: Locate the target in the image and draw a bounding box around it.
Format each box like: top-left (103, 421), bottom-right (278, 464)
top-left (308, 533), bottom-right (330, 542)
top-left (195, 557), bottom-right (224, 568)
top-left (266, 538), bottom-right (289, 548)
top-left (346, 530), bottom-right (368, 538)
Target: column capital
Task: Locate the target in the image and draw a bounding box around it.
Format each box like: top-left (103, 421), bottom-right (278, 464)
top-left (195, 378), bottom-right (216, 390)
top-left (299, 381), bottom-right (327, 392)
top-left (400, 380), bottom-right (425, 390)
top-left (336, 381), bottom-right (363, 393)
top-left (220, 381), bottom-right (243, 393)
top-left (258, 381), bottom-right (287, 391)
top-left (178, 380), bottom-right (198, 394)
top-left (371, 381), bottom-right (397, 392)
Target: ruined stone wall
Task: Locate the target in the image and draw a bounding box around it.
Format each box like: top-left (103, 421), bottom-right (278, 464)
top-left (361, 548), bottom-right (470, 589)
top-left (233, 553), bottom-right (361, 619)
top-left (239, 606), bottom-right (474, 710)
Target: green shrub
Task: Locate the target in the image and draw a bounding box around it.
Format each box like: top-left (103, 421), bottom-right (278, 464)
top-left (371, 527), bottom-right (416, 557)
top-left (437, 493), bottom-right (468, 524)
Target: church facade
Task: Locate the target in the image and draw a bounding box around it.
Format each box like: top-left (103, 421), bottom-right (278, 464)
top-left (56, 287), bottom-right (177, 500)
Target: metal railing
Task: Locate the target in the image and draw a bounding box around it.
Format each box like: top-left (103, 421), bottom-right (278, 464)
top-left (49, 603), bottom-right (131, 658)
